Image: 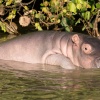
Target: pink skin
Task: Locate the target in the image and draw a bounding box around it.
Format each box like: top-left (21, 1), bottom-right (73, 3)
top-left (42, 34), bottom-right (94, 69)
top-left (66, 34), bottom-right (95, 69)
top-left (0, 31), bottom-right (99, 69)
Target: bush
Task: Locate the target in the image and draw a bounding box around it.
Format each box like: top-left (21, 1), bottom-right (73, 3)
top-left (0, 0), bottom-right (100, 37)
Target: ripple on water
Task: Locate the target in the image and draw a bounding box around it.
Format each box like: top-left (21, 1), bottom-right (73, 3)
top-left (0, 61), bottom-right (100, 100)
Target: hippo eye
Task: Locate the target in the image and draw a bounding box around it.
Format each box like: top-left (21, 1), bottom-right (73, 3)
top-left (82, 44), bottom-right (92, 54)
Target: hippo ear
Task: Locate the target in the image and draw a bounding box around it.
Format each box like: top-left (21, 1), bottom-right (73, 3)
top-left (71, 34), bottom-right (80, 46)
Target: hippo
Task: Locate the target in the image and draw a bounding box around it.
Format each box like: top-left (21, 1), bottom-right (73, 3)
top-left (0, 31), bottom-right (100, 69)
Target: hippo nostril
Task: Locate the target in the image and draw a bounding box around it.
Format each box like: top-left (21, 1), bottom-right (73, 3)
top-left (96, 58), bottom-right (100, 68)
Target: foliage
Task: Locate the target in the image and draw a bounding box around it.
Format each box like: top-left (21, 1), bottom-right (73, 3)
top-left (0, 0), bottom-right (100, 37)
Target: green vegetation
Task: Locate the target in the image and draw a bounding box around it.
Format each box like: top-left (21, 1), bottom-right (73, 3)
top-left (0, 0), bottom-right (100, 37)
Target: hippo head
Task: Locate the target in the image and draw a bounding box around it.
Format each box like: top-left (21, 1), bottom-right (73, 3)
top-left (70, 34), bottom-right (100, 69)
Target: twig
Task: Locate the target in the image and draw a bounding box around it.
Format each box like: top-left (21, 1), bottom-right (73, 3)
top-left (4, 0), bottom-right (35, 8)
top-left (92, 9), bottom-right (100, 37)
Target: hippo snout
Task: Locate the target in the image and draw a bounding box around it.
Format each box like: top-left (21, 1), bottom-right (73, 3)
top-left (95, 58), bottom-right (100, 68)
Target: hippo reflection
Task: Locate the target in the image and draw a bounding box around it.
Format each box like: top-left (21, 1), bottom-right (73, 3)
top-left (0, 31), bottom-right (100, 69)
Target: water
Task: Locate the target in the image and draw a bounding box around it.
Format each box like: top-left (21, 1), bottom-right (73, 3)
top-left (0, 60), bottom-right (100, 100)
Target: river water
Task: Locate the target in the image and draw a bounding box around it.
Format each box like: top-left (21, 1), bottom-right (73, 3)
top-left (0, 60), bottom-right (100, 100)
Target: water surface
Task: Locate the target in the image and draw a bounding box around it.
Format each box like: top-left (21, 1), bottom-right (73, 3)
top-left (0, 60), bottom-right (100, 100)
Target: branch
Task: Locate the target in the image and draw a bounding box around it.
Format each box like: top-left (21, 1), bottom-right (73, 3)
top-left (92, 9), bottom-right (100, 37)
top-left (4, 0), bottom-right (35, 8)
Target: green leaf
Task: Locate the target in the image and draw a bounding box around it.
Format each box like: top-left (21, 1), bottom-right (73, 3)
top-left (68, 2), bottom-right (76, 13)
top-left (42, 7), bottom-right (49, 13)
top-left (50, 17), bottom-right (56, 22)
top-left (24, 6), bottom-right (29, 10)
top-left (7, 14), bottom-right (15, 19)
top-left (61, 18), bottom-right (67, 27)
top-left (82, 11), bottom-right (90, 20)
top-left (7, 9), bottom-right (16, 19)
top-left (75, 0), bottom-right (83, 4)
top-left (85, 11), bottom-right (90, 20)
top-left (76, 4), bottom-right (82, 10)
top-left (82, 26), bottom-right (86, 31)
top-left (57, 19), bottom-right (60, 23)
top-left (61, 18), bottom-right (71, 32)
top-left (31, 10), bottom-right (36, 15)
top-left (75, 18), bottom-right (81, 25)
top-left (6, 0), bottom-right (13, 6)
top-left (96, 3), bottom-right (100, 9)
top-left (91, 5), bottom-right (95, 12)
top-left (81, 12), bottom-right (85, 18)
top-left (62, 9), bottom-right (67, 13)
top-left (35, 13), bottom-right (40, 18)
top-left (81, 7), bottom-right (87, 12)
top-left (0, 0), bottom-right (3, 4)
top-left (35, 23), bottom-right (43, 31)
top-left (0, 21), bottom-right (6, 32)
top-left (12, 9), bottom-right (16, 15)
top-left (80, 1), bottom-right (91, 11)
top-left (83, 1), bottom-right (91, 8)
top-left (40, 3), bottom-right (44, 7)
top-left (65, 26), bottom-right (70, 32)
top-left (14, 0), bottom-right (22, 4)
top-left (89, 23), bottom-right (93, 28)
top-left (43, 1), bottom-right (49, 7)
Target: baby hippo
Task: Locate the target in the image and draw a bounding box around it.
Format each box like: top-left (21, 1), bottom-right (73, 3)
top-left (0, 31), bottom-right (100, 69)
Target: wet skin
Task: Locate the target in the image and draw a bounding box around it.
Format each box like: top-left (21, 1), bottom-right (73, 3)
top-left (0, 31), bottom-right (100, 69)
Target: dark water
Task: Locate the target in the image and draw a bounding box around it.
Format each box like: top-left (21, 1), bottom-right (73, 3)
top-left (0, 60), bottom-right (100, 100)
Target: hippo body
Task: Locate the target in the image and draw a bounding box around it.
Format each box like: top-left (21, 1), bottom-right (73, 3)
top-left (0, 31), bottom-right (100, 69)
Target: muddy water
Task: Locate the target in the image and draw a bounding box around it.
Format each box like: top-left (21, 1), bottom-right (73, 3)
top-left (0, 60), bottom-right (100, 100)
